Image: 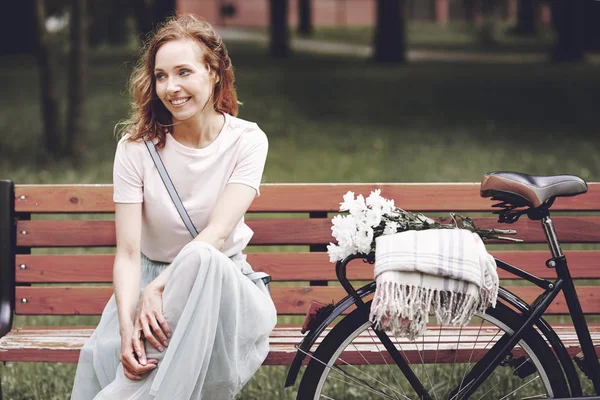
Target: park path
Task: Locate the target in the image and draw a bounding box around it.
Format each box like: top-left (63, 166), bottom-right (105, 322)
top-left (217, 27), bottom-right (600, 64)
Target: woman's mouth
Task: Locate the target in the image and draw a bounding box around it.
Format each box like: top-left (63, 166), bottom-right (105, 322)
top-left (170, 97), bottom-right (191, 107)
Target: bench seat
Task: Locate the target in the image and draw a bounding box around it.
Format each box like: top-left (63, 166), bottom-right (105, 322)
top-left (2, 324), bottom-right (599, 365)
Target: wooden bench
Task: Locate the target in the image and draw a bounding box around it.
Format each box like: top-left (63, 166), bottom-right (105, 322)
top-left (1, 181), bottom-right (599, 392)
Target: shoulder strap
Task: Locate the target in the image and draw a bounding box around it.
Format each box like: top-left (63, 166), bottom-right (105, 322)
top-left (144, 140), bottom-right (198, 238)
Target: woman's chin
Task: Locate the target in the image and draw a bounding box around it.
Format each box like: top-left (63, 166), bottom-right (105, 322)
top-left (172, 110), bottom-right (198, 123)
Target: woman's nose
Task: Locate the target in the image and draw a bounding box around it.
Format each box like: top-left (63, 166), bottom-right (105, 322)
top-left (166, 79), bottom-right (180, 95)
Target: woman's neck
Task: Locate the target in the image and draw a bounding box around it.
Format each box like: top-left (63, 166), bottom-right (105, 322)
top-left (171, 110), bottom-right (225, 149)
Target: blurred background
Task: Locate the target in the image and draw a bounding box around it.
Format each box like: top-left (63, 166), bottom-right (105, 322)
top-left (1, 0), bottom-right (599, 186)
top-left (0, 0), bottom-right (599, 398)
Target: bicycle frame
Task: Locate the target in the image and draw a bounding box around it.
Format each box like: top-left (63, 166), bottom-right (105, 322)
top-left (284, 213), bottom-right (600, 398)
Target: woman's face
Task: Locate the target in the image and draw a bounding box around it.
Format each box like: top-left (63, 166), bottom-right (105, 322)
top-left (153, 39), bottom-right (217, 122)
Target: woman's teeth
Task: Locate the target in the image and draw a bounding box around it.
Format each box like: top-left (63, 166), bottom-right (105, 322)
top-left (171, 98), bottom-right (190, 106)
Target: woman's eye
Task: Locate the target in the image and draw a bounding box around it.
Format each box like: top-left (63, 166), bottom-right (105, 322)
top-left (155, 73), bottom-right (165, 80)
top-left (179, 69), bottom-right (191, 76)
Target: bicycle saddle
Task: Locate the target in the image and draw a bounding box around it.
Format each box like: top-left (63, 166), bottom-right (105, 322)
top-left (480, 171), bottom-right (588, 208)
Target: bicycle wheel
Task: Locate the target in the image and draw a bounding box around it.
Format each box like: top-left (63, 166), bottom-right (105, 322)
top-left (298, 300), bottom-right (570, 399)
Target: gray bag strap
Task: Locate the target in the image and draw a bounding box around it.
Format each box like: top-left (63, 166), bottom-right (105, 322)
top-left (144, 140), bottom-right (199, 238)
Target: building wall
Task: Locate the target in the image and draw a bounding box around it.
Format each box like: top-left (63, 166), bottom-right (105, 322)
top-left (177, 0), bottom-right (376, 28)
top-left (176, 0), bottom-right (550, 28)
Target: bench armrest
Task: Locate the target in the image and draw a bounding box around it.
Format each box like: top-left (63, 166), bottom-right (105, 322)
top-left (0, 180), bottom-right (15, 338)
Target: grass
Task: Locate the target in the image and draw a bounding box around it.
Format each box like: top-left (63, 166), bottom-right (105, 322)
top-left (294, 21), bottom-right (557, 52)
top-left (1, 31), bottom-right (600, 398)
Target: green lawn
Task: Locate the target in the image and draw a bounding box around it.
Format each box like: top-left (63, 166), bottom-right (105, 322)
top-left (1, 37), bottom-right (599, 398)
top-left (295, 21), bottom-right (556, 52)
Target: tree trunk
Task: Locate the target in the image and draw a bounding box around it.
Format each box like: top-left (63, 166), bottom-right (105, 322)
top-left (463, 0), bottom-right (476, 25)
top-left (514, 0), bottom-right (537, 35)
top-left (584, 0), bottom-right (600, 50)
top-left (66, 0), bottom-right (88, 158)
top-left (270, 0), bottom-right (290, 58)
top-left (155, 0), bottom-right (176, 25)
top-left (34, 0), bottom-right (62, 155)
top-left (298, 0), bottom-right (313, 36)
top-left (131, 0), bottom-right (156, 40)
top-left (550, 0), bottom-right (585, 62)
top-left (374, 0), bottom-right (406, 64)
top-left (0, 1), bottom-right (37, 54)
top-left (478, 0), bottom-right (497, 47)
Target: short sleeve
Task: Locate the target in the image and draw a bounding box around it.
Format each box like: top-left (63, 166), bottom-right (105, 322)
top-left (227, 126), bottom-right (268, 196)
top-left (113, 137), bottom-right (144, 203)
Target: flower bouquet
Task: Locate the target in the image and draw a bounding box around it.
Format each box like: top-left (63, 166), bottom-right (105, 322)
top-left (327, 189), bottom-right (520, 263)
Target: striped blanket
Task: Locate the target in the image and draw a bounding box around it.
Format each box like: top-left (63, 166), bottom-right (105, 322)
top-left (369, 229), bottom-right (499, 340)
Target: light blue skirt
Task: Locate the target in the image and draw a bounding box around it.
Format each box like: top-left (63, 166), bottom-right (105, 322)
top-left (71, 241), bottom-right (277, 400)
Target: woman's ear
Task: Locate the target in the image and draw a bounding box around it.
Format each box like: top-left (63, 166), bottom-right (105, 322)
top-left (207, 64), bottom-right (220, 84)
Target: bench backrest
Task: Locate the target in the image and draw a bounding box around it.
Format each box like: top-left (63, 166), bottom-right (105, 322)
top-left (3, 182), bottom-right (600, 324)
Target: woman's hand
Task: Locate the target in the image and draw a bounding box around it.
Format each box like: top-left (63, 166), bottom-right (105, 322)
top-left (119, 325), bottom-right (158, 380)
top-left (132, 283), bottom-right (172, 364)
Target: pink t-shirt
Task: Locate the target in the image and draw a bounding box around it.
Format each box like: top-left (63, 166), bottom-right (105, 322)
top-left (113, 113), bottom-right (268, 263)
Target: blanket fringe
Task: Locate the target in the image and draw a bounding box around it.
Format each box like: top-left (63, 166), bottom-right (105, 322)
top-left (369, 280), bottom-right (496, 341)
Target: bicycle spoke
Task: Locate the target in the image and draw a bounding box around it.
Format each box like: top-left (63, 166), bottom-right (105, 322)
top-left (446, 324), bottom-right (465, 395)
top-left (365, 327), bottom-right (407, 399)
top-left (325, 372), bottom-right (406, 400)
top-left (295, 346), bottom-right (409, 399)
top-left (458, 319), bottom-right (486, 395)
top-left (497, 375), bottom-right (541, 400)
top-left (350, 338), bottom-right (402, 400)
top-left (475, 357), bottom-right (536, 400)
top-left (411, 332), bottom-right (437, 400)
top-left (431, 323), bottom-right (443, 394)
top-left (449, 324), bottom-right (506, 400)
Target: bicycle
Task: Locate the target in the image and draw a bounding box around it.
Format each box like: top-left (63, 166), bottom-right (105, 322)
top-left (284, 171), bottom-right (600, 399)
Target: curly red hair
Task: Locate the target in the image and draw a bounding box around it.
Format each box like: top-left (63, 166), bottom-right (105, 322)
top-left (120, 14), bottom-right (238, 149)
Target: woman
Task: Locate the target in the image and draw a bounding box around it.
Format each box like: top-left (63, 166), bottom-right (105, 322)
top-left (71, 14), bottom-right (277, 399)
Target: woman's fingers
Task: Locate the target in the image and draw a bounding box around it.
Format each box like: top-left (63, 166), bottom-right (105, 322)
top-left (120, 348), bottom-right (157, 379)
top-left (131, 329), bottom-right (147, 365)
top-left (141, 314), bottom-right (165, 352)
top-left (156, 313), bottom-right (171, 339)
top-left (151, 312), bottom-right (170, 347)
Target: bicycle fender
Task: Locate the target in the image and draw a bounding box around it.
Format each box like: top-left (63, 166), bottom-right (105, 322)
top-left (284, 282), bottom-right (376, 388)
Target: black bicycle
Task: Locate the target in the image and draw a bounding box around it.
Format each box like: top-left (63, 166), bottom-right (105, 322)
top-left (284, 171), bottom-right (600, 399)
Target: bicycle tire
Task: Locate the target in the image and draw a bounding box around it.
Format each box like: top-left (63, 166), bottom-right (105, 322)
top-left (298, 300), bottom-right (570, 399)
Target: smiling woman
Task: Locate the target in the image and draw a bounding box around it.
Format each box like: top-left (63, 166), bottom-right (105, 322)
top-left (69, 14), bottom-right (277, 400)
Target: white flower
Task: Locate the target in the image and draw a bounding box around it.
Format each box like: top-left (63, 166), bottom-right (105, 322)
top-left (354, 227), bottom-right (374, 254)
top-left (331, 215), bottom-right (357, 248)
top-left (327, 243), bottom-right (357, 262)
top-left (383, 221), bottom-right (399, 235)
top-left (366, 189), bottom-right (395, 215)
top-left (340, 191), bottom-right (367, 216)
top-left (364, 208), bottom-right (382, 228)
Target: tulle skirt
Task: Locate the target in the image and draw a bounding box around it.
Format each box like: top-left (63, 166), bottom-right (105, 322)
top-left (71, 241), bottom-right (277, 400)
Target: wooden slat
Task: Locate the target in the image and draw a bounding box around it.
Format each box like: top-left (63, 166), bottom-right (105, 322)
top-left (15, 251), bottom-right (600, 283)
top-left (1, 325), bottom-right (598, 364)
top-left (15, 216), bottom-right (600, 247)
top-left (16, 254), bottom-right (115, 283)
top-left (14, 286), bottom-right (600, 315)
top-left (15, 183), bottom-right (600, 213)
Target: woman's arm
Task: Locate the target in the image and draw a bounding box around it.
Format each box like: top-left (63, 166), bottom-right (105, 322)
top-left (147, 182), bottom-right (257, 292)
top-left (113, 203), bottom-right (143, 333)
top-left (114, 203), bottom-right (158, 378)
